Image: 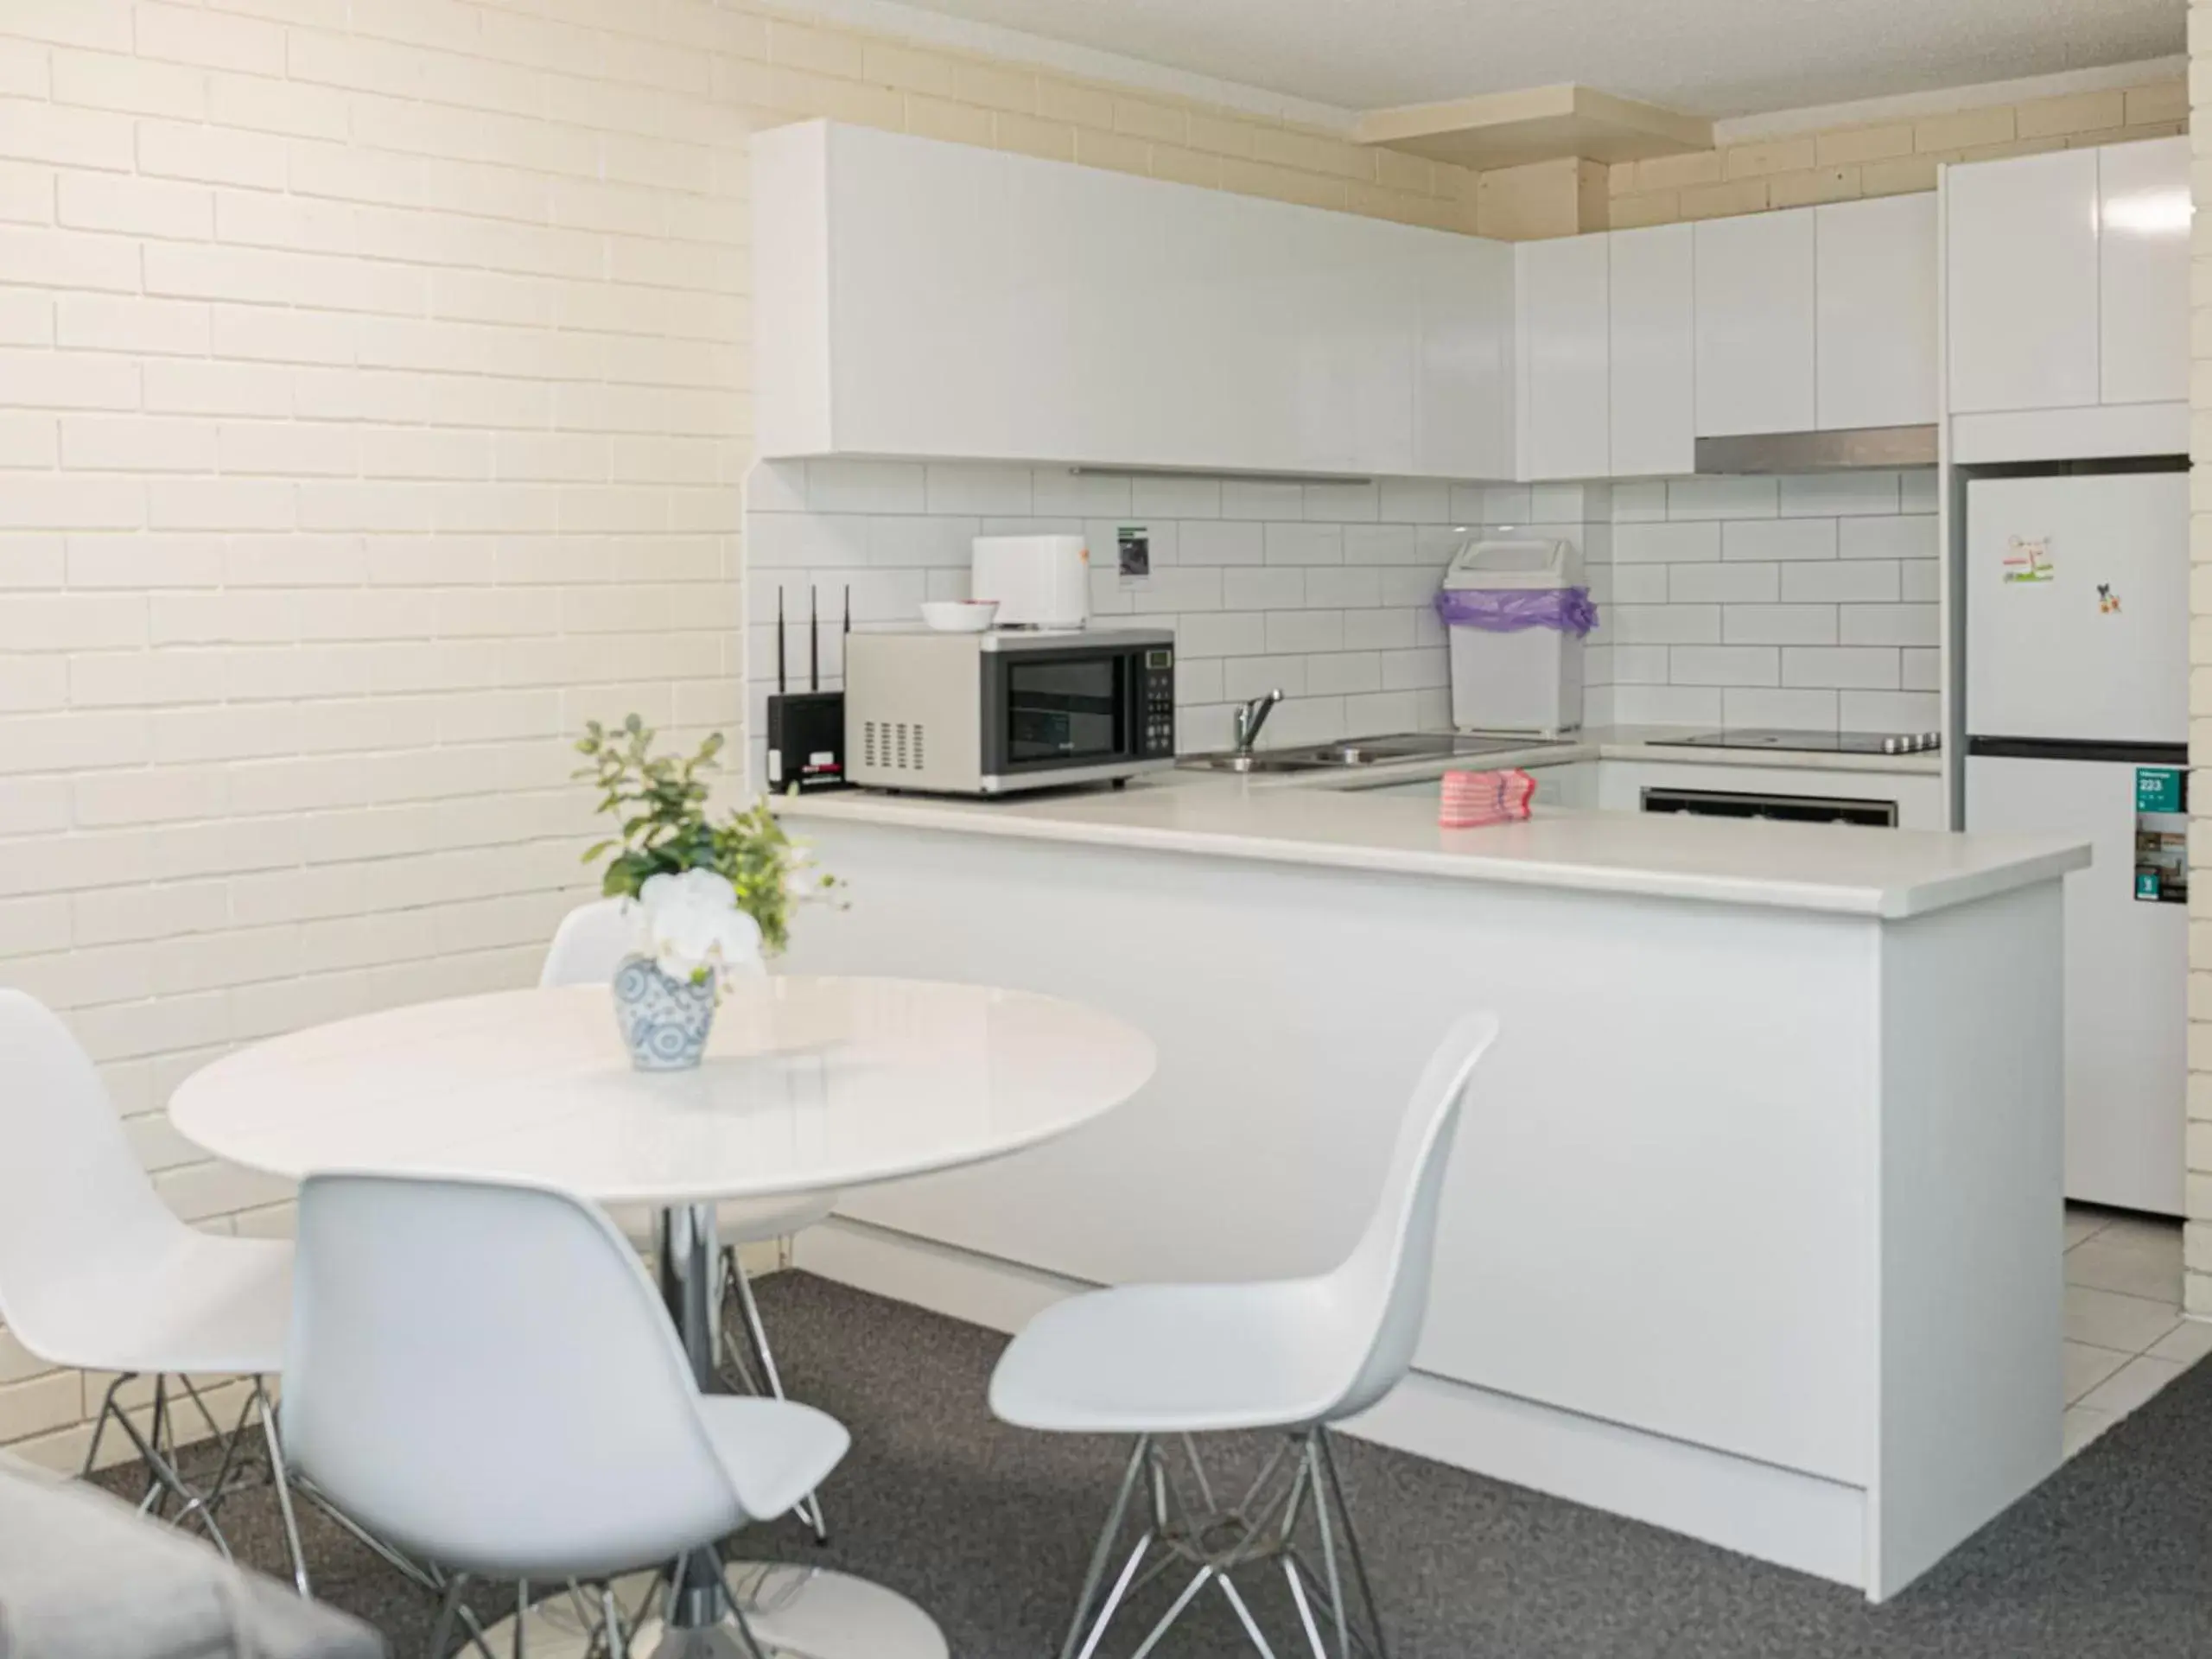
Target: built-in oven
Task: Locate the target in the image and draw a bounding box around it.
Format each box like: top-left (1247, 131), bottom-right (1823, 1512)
top-left (843, 626), bottom-right (1175, 795)
top-left (1640, 785), bottom-right (1898, 827)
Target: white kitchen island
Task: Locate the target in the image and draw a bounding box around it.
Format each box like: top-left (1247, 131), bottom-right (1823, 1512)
top-left (773, 779), bottom-right (2088, 1601)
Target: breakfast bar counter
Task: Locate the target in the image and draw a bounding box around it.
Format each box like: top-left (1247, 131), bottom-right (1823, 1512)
top-left (772, 778), bottom-right (2087, 1601)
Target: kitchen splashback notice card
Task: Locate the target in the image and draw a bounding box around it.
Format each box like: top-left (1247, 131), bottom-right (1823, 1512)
top-left (2136, 766), bottom-right (2188, 904)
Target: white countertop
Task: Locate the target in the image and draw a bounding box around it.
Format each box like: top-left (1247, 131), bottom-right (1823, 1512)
top-left (777, 766), bottom-right (2084, 920)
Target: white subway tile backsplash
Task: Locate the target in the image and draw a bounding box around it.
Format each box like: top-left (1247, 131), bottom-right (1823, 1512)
top-left (1347, 690), bottom-right (1422, 732)
top-left (1033, 468), bottom-right (1130, 516)
top-left (1379, 566), bottom-right (1444, 608)
top-left (1615, 521), bottom-right (1720, 564)
top-left (1263, 521), bottom-right (1343, 565)
top-left (1305, 566), bottom-right (1381, 609)
top-left (1378, 479), bottom-right (1450, 524)
top-left (1342, 608), bottom-right (1415, 651)
top-left (1899, 468), bottom-right (1940, 514)
top-left (925, 463), bottom-right (1031, 516)
top-left (792, 459), bottom-right (925, 513)
top-left (1180, 519), bottom-right (1264, 565)
top-left (1611, 603), bottom-right (1720, 645)
top-left (1611, 480), bottom-right (1669, 522)
top-left (1610, 683), bottom-right (1723, 724)
top-left (1302, 480), bottom-right (1378, 521)
top-left (1608, 564), bottom-right (1669, 603)
top-left (1265, 609), bottom-right (1344, 654)
top-left (1668, 562), bottom-right (1776, 603)
top-left (1224, 565), bottom-right (1305, 610)
top-left (1379, 648), bottom-right (1448, 690)
top-left (1723, 604), bottom-right (1838, 645)
top-left (1478, 486), bottom-right (1532, 524)
top-left (868, 515), bottom-right (978, 567)
top-left (1131, 474), bottom-right (1221, 518)
top-left (1839, 604), bottom-right (1938, 647)
top-left (1670, 645), bottom-right (1778, 686)
top-left (1220, 479), bottom-right (1303, 520)
top-left (1902, 647), bottom-right (1941, 691)
top-left (1781, 645), bottom-right (1901, 690)
top-left (1610, 644), bottom-right (1671, 683)
top-left (1900, 561), bottom-right (1940, 603)
top-left (1722, 518), bottom-right (1836, 562)
top-left (1342, 523), bottom-right (1418, 565)
top-left (1126, 565), bottom-right (1222, 613)
top-left (1667, 476), bottom-right (1777, 519)
top-left (1175, 656), bottom-right (1224, 704)
top-left (1723, 687), bottom-right (1841, 729)
top-left (1782, 561), bottom-right (1900, 603)
top-left (1306, 651), bottom-right (1381, 695)
top-left (1840, 690), bottom-right (1940, 730)
top-left (1840, 515), bottom-right (1938, 560)
top-left (1175, 610), bottom-right (1267, 657)
top-left (1223, 652), bottom-right (1306, 700)
top-left (1779, 472), bottom-right (1900, 518)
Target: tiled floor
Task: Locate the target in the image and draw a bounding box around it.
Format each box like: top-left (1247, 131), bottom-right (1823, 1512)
top-left (2063, 1204), bottom-right (2212, 1456)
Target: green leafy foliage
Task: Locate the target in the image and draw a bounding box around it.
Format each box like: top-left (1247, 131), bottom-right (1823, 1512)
top-left (575, 715), bottom-right (842, 955)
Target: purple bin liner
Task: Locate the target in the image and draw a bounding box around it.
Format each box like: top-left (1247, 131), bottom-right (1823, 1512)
top-left (1436, 586), bottom-right (1598, 636)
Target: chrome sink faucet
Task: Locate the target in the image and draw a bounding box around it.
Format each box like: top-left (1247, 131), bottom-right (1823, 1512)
top-left (1231, 689), bottom-right (1284, 757)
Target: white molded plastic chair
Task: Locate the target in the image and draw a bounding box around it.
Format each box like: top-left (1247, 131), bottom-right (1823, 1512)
top-left (988, 1010), bottom-right (1502, 1659)
top-left (283, 1171), bottom-right (849, 1656)
top-left (542, 898), bottom-right (839, 1541)
top-left (0, 989), bottom-right (308, 1592)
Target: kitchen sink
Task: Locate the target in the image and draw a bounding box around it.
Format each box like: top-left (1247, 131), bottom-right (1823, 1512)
top-left (1179, 732), bottom-right (1558, 774)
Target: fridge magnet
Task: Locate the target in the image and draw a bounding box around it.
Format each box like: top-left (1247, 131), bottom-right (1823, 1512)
top-left (2097, 583), bottom-right (2120, 613)
top-left (2001, 536), bottom-right (2052, 583)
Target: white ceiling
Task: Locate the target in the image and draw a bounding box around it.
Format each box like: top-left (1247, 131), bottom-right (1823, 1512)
top-left (874, 0), bottom-right (2183, 119)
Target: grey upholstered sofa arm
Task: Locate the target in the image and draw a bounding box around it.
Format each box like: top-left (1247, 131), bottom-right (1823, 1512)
top-left (0, 1452), bottom-right (383, 1659)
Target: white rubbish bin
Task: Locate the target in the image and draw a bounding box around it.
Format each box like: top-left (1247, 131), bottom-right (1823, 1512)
top-left (1440, 538), bottom-right (1591, 735)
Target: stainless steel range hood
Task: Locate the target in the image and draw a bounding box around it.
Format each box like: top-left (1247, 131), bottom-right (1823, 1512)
top-left (1694, 424), bottom-right (1936, 474)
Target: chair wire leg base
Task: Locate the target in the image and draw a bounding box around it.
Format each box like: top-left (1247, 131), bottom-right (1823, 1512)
top-left (1056, 1428), bottom-right (1391, 1659)
top-left (722, 1251), bottom-right (828, 1547)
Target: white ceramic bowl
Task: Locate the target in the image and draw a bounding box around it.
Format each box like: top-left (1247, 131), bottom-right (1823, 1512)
top-left (920, 600), bottom-right (1001, 633)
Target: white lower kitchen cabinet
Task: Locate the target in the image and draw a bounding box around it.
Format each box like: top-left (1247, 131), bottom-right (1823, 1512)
top-left (1597, 760), bottom-right (1945, 830)
top-left (779, 791), bottom-right (2072, 1600)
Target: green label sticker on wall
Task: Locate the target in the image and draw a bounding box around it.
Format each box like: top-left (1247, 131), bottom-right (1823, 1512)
top-left (2136, 767), bottom-right (2185, 814)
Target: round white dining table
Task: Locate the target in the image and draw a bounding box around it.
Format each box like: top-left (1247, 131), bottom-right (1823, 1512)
top-left (168, 976), bottom-right (1159, 1659)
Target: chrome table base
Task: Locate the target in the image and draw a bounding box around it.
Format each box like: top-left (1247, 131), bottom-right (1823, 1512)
top-left (649, 1204), bottom-right (949, 1659)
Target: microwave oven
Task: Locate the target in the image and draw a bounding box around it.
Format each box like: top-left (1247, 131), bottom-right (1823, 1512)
top-left (843, 626), bottom-right (1176, 795)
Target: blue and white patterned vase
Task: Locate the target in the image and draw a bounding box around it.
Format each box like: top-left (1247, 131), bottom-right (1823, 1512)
top-left (611, 953), bottom-right (718, 1071)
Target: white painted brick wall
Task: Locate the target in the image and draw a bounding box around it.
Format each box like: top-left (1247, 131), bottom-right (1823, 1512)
top-left (744, 463), bottom-right (1611, 772)
top-left (1586, 469), bottom-right (1942, 732)
top-left (0, 0), bottom-right (749, 1468)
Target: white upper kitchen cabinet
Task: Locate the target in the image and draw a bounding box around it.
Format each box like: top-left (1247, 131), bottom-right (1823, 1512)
top-left (2098, 136), bottom-right (2191, 406)
top-left (753, 120), bottom-right (1516, 480)
top-left (1694, 207), bottom-right (1817, 435)
top-left (1815, 194), bottom-right (1937, 429)
top-left (1944, 149), bottom-right (2101, 414)
top-left (1608, 223), bottom-right (1696, 477)
top-left (1516, 233), bottom-right (1611, 480)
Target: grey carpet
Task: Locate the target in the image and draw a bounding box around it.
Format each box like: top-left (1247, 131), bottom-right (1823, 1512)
top-left (93, 1271), bottom-right (2212, 1656)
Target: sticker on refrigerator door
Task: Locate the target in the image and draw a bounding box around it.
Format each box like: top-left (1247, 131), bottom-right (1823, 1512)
top-left (2001, 536), bottom-right (2053, 583)
top-left (2097, 583), bottom-right (2121, 614)
top-left (2135, 766), bottom-right (2188, 904)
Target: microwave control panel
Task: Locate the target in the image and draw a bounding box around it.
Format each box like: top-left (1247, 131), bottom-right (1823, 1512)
top-left (1141, 648), bottom-right (1175, 756)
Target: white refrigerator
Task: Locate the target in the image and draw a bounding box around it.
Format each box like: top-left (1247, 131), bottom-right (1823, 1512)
top-left (1963, 469), bottom-right (2189, 1216)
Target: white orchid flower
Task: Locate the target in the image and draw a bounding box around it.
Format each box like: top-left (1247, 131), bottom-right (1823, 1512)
top-left (636, 869), bottom-right (763, 983)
